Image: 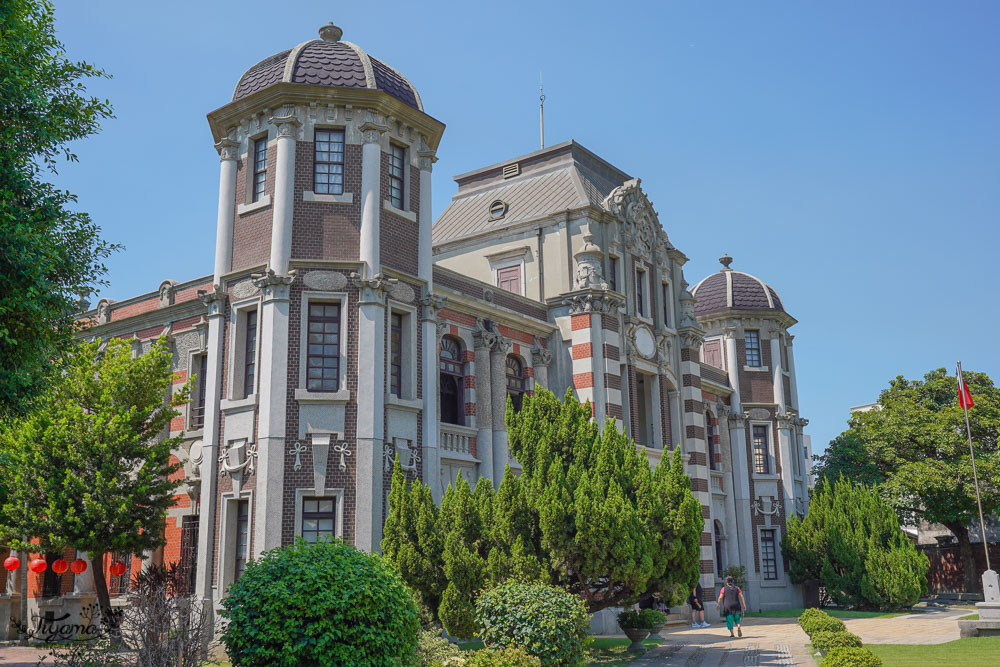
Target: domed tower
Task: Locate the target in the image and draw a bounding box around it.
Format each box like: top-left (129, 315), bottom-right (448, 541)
top-left (691, 255), bottom-right (810, 608)
top-left (194, 23), bottom-right (445, 601)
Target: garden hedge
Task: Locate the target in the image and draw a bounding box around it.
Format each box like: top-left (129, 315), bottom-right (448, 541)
top-left (811, 630), bottom-right (863, 652)
top-left (464, 648), bottom-right (542, 667)
top-left (820, 646), bottom-right (883, 667)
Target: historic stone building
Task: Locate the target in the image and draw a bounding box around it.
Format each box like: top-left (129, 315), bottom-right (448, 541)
top-left (7, 22), bottom-right (811, 631)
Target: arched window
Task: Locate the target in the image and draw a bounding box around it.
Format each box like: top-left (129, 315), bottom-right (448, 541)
top-left (439, 337), bottom-right (464, 426)
top-left (506, 355), bottom-right (526, 412)
top-left (714, 520), bottom-right (726, 578)
top-left (706, 409), bottom-right (719, 471)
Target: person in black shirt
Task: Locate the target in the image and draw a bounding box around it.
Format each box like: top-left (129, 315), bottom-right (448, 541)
top-left (716, 575), bottom-right (747, 638)
top-left (687, 582), bottom-right (709, 627)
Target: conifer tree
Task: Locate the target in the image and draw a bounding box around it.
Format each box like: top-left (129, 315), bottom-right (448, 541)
top-left (437, 475), bottom-right (488, 638)
top-left (782, 477), bottom-right (928, 610)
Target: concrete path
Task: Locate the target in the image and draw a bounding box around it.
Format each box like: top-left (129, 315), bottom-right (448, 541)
top-left (630, 607), bottom-right (970, 666)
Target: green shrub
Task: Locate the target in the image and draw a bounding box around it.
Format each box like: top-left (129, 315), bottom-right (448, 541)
top-left (617, 609), bottom-right (643, 629)
top-left (801, 614), bottom-right (847, 638)
top-left (821, 647), bottom-right (882, 667)
top-left (797, 607), bottom-right (832, 629)
top-left (413, 628), bottom-right (464, 666)
top-left (464, 648), bottom-right (542, 667)
top-left (638, 608), bottom-right (667, 628)
top-left (811, 630), bottom-right (863, 652)
top-left (476, 583), bottom-right (590, 667)
top-left (220, 539), bottom-right (419, 667)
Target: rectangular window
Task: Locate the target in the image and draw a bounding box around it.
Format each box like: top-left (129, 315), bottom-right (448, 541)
top-left (301, 497), bottom-right (337, 543)
top-left (752, 424), bottom-right (770, 474)
top-left (191, 354), bottom-right (208, 430)
top-left (635, 269), bottom-right (646, 317)
top-left (703, 340), bottom-right (723, 370)
top-left (388, 143), bottom-right (405, 209)
top-left (745, 330), bottom-right (762, 367)
top-left (306, 302), bottom-right (341, 392)
top-left (662, 283), bottom-right (671, 327)
top-left (252, 137), bottom-right (267, 202)
top-left (609, 256), bottom-right (618, 292)
top-left (760, 528), bottom-right (778, 580)
top-left (497, 266), bottom-right (521, 294)
top-left (781, 341), bottom-right (789, 371)
top-left (234, 499), bottom-right (250, 581)
top-left (314, 128), bottom-right (345, 195)
top-left (390, 312), bottom-right (402, 397)
top-left (243, 310), bottom-right (257, 399)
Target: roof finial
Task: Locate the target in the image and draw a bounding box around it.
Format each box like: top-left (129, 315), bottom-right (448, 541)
top-left (319, 22), bottom-right (343, 42)
top-left (719, 253), bottom-right (733, 270)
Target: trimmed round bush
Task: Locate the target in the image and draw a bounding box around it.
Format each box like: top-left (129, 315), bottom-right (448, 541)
top-left (413, 629), bottom-right (464, 667)
top-left (821, 647), bottom-right (883, 667)
top-left (799, 610), bottom-right (846, 638)
top-left (811, 630), bottom-right (863, 652)
top-left (464, 647), bottom-right (542, 667)
top-left (476, 583), bottom-right (590, 667)
top-left (220, 539), bottom-right (419, 666)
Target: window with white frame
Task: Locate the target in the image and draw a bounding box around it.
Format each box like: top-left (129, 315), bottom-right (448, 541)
top-left (240, 308), bottom-right (258, 399)
top-left (752, 424), bottom-right (770, 474)
top-left (301, 497), bottom-right (337, 543)
top-left (635, 267), bottom-right (648, 317)
top-left (190, 353), bottom-right (208, 430)
top-left (745, 330), bottom-right (762, 367)
top-left (440, 336), bottom-right (464, 425)
top-left (233, 499), bottom-right (250, 581)
top-left (314, 128), bottom-right (345, 195)
top-left (388, 308), bottom-right (414, 399)
top-left (760, 528), bottom-right (778, 580)
top-left (306, 302), bottom-right (341, 392)
top-left (251, 137), bottom-right (267, 203)
top-left (388, 143), bottom-right (406, 210)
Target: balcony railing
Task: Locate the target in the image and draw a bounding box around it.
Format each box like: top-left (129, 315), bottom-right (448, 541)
top-left (440, 423), bottom-right (477, 457)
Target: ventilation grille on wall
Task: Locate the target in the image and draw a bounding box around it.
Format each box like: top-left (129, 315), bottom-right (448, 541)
top-left (502, 163), bottom-right (520, 179)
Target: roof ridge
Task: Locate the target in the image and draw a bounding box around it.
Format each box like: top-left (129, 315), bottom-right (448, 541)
top-left (283, 40), bottom-right (316, 84)
top-left (340, 40), bottom-right (375, 89)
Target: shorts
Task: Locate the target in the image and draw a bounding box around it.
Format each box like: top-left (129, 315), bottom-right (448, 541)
top-left (689, 599), bottom-right (704, 611)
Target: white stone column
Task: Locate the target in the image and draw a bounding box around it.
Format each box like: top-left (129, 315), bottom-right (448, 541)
top-left (786, 336), bottom-right (800, 412)
top-left (420, 295), bottom-right (446, 502)
top-left (650, 370), bottom-right (663, 449)
top-left (252, 272), bottom-right (294, 558)
top-left (213, 138), bottom-right (239, 283)
top-left (353, 275), bottom-right (392, 552)
top-left (770, 334), bottom-right (785, 411)
top-left (776, 414), bottom-right (796, 516)
top-left (71, 553), bottom-right (94, 596)
top-left (268, 111), bottom-right (300, 276)
top-left (490, 336), bottom-right (512, 488)
top-left (417, 139), bottom-right (436, 284)
top-left (359, 111), bottom-right (388, 278)
top-left (194, 288), bottom-right (226, 600)
top-left (727, 412), bottom-right (756, 591)
top-left (473, 331), bottom-right (495, 484)
top-left (531, 348), bottom-right (552, 392)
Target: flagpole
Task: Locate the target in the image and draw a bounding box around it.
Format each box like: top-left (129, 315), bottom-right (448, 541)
top-left (958, 361), bottom-right (991, 572)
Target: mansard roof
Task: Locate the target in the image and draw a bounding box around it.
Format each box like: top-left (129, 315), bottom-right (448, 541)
top-left (432, 140), bottom-right (630, 246)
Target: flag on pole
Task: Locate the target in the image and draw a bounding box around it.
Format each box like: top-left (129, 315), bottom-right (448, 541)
top-left (957, 363), bottom-right (975, 411)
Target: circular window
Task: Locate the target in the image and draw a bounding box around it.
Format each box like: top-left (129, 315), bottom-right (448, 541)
top-left (488, 199), bottom-right (508, 220)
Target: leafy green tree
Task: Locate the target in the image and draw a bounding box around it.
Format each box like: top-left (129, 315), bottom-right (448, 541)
top-left (844, 368), bottom-right (1000, 594)
top-left (813, 431), bottom-right (884, 487)
top-left (0, 337), bottom-right (189, 627)
top-left (782, 477), bottom-right (928, 610)
top-left (0, 0), bottom-right (118, 417)
top-left (380, 458), bottom-right (445, 616)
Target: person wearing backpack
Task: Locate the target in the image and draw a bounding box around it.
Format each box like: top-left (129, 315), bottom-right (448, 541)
top-left (716, 575), bottom-right (747, 638)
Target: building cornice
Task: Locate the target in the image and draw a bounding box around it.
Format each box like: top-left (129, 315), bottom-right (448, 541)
top-left (435, 288), bottom-right (556, 338)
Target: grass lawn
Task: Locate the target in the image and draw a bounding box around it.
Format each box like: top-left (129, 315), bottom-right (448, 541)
top-left (743, 607), bottom-right (912, 620)
top-left (959, 614), bottom-right (979, 620)
top-left (867, 636), bottom-right (1000, 667)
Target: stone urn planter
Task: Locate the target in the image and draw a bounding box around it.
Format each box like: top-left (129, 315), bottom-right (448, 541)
top-left (647, 621), bottom-right (666, 641)
top-left (622, 626), bottom-right (650, 652)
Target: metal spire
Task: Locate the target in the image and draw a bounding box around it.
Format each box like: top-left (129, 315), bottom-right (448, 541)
top-left (539, 71), bottom-right (545, 150)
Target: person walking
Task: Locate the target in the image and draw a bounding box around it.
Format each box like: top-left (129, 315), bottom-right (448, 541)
top-left (716, 575), bottom-right (746, 638)
top-left (687, 583), bottom-right (709, 627)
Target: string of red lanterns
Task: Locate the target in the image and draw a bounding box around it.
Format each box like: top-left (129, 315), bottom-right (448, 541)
top-left (3, 555), bottom-right (95, 574)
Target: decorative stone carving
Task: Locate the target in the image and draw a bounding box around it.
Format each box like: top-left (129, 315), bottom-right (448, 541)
top-left (96, 298), bottom-right (115, 325)
top-left (417, 136), bottom-right (437, 172)
top-left (385, 437), bottom-right (420, 473)
top-left (746, 408), bottom-right (771, 421)
top-left (631, 323), bottom-right (657, 360)
top-left (472, 322), bottom-right (500, 351)
top-left (531, 347), bottom-right (553, 367)
top-left (360, 109), bottom-right (389, 144)
top-left (197, 285), bottom-right (228, 316)
top-left (252, 268), bottom-right (296, 301)
top-left (678, 287), bottom-right (698, 329)
top-left (218, 439), bottom-right (258, 494)
top-left (728, 412), bottom-right (746, 427)
top-left (563, 291), bottom-right (625, 315)
top-left (573, 234), bottom-right (607, 290)
top-left (752, 496), bottom-right (782, 517)
top-left (194, 316), bottom-right (208, 352)
top-left (602, 178), bottom-right (662, 259)
top-left (270, 106), bottom-right (301, 139)
top-left (332, 440), bottom-right (351, 473)
top-left (388, 282), bottom-right (415, 304)
top-left (350, 272), bottom-right (397, 304)
top-left (777, 413), bottom-right (796, 429)
top-left (158, 280), bottom-right (177, 307)
top-left (419, 293), bottom-right (447, 321)
top-left (655, 331), bottom-right (672, 364)
top-left (303, 270), bottom-right (348, 292)
top-left (794, 417), bottom-right (809, 428)
top-left (482, 288), bottom-right (494, 303)
top-left (215, 137), bottom-right (239, 161)
top-left (679, 330), bottom-right (704, 350)
top-left (229, 278), bottom-right (260, 301)
top-left (287, 441), bottom-right (307, 472)
top-left (311, 433), bottom-right (333, 493)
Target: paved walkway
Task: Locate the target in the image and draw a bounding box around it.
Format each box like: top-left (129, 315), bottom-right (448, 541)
top-left (629, 607), bottom-right (969, 666)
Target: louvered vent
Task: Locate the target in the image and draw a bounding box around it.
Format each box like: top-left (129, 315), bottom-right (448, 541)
top-left (502, 163), bottom-right (519, 179)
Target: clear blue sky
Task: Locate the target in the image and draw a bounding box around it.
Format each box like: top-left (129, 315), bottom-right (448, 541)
top-left (51, 1), bottom-right (1000, 453)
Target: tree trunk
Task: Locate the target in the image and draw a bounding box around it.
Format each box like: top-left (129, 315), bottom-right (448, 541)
top-left (91, 551), bottom-right (118, 635)
top-left (946, 523), bottom-right (980, 595)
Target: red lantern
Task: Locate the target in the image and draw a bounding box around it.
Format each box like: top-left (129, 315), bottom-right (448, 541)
top-left (3, 556), bottom-right (19, 572)
top-left (51, 559), bottom-right (69, 574)
top-left (109, 561), bottom-right (126, 577)
top-left (70, 559), bottom-right (88, 574)
top-left (28, 558), bottom-right (47, 573)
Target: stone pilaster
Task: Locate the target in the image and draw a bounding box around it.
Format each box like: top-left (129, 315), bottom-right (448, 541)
top-left (490, 334), bottom-right (512, 488)
top-left (473, 328), bottom-right (495, 484)
top-left (213, 138), bottom-right (239, 284)
top-left (359, 110), bottom-right (388, 278)
top-left (267, 109), bottom-right (300, 276)
top-left (530, 347), bottom-right (552, 392)
top-left (419, 293), bottom-right (446, 501)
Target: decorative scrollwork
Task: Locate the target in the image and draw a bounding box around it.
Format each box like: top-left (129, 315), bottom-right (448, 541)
top-left (332, 441), bottom-right (351, 472)
top-left (752, 497), bottom-right (782, 517)
top-left (288, 441), bottom-right (308, 472)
